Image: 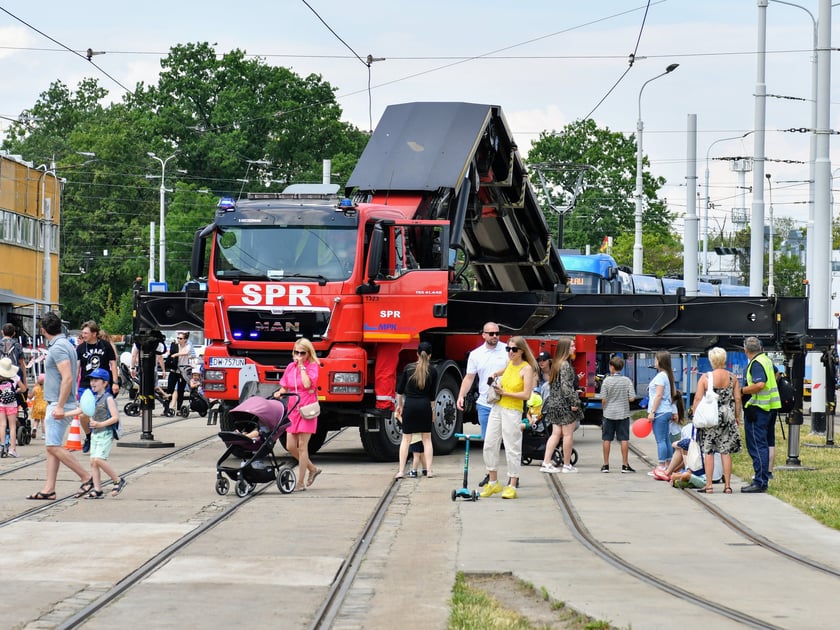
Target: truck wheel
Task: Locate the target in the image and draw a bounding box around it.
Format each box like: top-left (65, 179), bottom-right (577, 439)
top-left (359, 413), bottom-right (401, 462)
top-left (431, 374), bottom-right (461, 455)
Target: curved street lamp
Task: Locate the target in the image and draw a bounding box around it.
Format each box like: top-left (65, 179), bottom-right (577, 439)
top-left (633, 63), bottom-right (679, 275)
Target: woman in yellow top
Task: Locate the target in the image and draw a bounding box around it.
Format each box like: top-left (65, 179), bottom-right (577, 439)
top-left (480, 336), bottom-right (537, 500)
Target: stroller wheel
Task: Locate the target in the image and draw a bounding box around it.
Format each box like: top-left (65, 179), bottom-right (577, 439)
top-left (179, 406), bottom-right (190, 418)
top-left (570, 448), bottom-right (579, 466)
top-left (215, 477), bottom-right (230, 496)
top-left (235, 478), bottom-right (253, 498)
top-left (124, 402), bottom-right (140, 417)
top-left (521, 456), bottom-right (533, 466)
top-left (277, 466), bottom-right (297, 494)
top-left (552, 448), bottom-right (562, 467)
top-left (164, 408), bottom-right (176, 418)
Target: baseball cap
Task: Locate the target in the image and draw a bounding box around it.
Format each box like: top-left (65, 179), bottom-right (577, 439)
top-left (537, 351), bottom-right (551, 362)
top-left (89, 367), bottom-right (111, 382)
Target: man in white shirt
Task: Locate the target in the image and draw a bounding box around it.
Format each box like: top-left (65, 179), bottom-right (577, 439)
top-left (456, 322), bottom-right (509, 438)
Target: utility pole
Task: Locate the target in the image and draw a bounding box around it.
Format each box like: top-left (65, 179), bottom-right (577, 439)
top-left (147, 152), bottom-right (178, 286)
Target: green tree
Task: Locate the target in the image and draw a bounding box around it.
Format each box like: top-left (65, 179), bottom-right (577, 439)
top-left (527, 119), bottom-right (673, 252)
top-left (609, 231), bottom-right (684, 276)
top-left (3, 43), bottom-right (369, 331)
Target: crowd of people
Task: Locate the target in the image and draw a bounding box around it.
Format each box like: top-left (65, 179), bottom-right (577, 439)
top-left (9, 311), bottom-right (782, 501)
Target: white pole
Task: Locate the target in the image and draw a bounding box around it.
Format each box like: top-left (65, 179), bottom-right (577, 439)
top-left (766, 174), bottom-right (775, 296)
top-left (149, 221), bottom-right (156, 285)
top-left (685, 115), bottom-right (699, 296)
top-left (633, 64), bottom-right (679, 275)
top-left (148, 152), bottom-right (177, 286)
top-left (322, 159), bottom-right (331, 185)
top-left (750, 0), bottom-right (768, 296)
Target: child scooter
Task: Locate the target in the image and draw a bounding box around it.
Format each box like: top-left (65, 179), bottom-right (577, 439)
top-left (451, 433), bottom-right (481, 502)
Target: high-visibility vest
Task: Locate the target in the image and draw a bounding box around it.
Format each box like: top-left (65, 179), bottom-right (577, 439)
top-left (745, 352), bottom-right (782, 411)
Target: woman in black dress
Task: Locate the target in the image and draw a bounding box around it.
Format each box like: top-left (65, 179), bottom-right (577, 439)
top-left (394, 341), bottom-right (437, 478)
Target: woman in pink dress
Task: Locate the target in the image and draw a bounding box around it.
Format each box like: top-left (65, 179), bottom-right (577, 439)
top-left (273, 338), bottom-right (322, 490)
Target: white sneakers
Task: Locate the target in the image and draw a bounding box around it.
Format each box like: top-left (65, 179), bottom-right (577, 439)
top-left (539, 463), bottom-right (560, 473)
top-left (561, 464), bottom-right (578, 473)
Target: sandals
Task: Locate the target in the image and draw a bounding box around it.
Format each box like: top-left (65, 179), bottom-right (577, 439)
top-left (697, 487), bottom-right (714, 494)
top-left (73, 478), bottom-right (94, 498)
top-left (111, 478), bottom-right (127, 497)
top-left (85, 490), bottom-right (105, 499)
top-left (27, 491), bottom-right (56, 500)
top-left (295, 485), bottom-right (307, 492)
top-left (306, 468), bottom-right (322, 487)
top-left (724, 486), bottom-right (733, 494)
top-left (394, 471), bottom-right (404, 479)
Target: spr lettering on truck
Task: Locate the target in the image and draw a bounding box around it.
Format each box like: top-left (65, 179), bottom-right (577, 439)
top-left (241, 284), bottom-right (312, 306)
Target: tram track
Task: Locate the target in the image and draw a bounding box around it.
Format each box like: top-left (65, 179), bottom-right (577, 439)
top-left (629, 443), bottom-right (840, 579)
top-left (546, 473), bottom-right (785, 629)
top-left (37, 426), bottom-right (400, 629)
top-left (0, 415), bottom-right (198, 479)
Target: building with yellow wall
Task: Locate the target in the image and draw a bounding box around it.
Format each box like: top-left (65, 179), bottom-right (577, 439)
top-left (0, 150), bottom-right (61, 340)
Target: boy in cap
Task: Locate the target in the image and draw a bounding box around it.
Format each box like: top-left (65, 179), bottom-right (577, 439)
top-left (68, 367), bottom-right (126, 498)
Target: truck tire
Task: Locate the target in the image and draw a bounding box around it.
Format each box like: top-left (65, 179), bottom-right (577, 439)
top-left (431, 374), bottom-right (461, 455)
top-left (359, 414), bottom-right (402, 462)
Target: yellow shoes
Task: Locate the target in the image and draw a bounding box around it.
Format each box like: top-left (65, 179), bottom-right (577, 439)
top-left (501, 485), bottom-right (517, 499)
top-left (479, 481), bottom-right (503, 498)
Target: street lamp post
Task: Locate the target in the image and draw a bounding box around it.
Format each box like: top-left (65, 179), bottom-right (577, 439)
top-left (766, 173), bottom-right (775, 296)
top-left (633, 63), bottom-right (679, 275)
top-left (147, 152), bottom-right (178, 285)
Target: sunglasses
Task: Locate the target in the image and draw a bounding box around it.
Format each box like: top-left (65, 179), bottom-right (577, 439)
top-left (505, 346), bottom-right (521, 353)
top-left (292, 350), bottom-right (306, 356)
top-left (483, 331), bottom-right (500, 336)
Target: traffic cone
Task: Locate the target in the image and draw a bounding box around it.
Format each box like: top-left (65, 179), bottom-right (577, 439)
top-left (64, 417), bottom-right (83, 451)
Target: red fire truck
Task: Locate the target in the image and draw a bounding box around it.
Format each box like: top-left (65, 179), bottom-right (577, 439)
top-left (134, 102), bottom-right (825, 461)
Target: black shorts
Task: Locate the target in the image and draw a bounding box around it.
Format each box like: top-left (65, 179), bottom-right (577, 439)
top-left (602, 417), bottom-right (630, 442)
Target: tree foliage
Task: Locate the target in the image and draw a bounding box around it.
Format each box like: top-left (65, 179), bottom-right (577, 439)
top-left (2, 43), bottom-right (369, 331)
top-left (526, 119), bottom-right (674, 258)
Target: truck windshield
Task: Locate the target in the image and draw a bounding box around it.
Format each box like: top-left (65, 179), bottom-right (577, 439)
top-left (214, 225), bottom-right (356, 281)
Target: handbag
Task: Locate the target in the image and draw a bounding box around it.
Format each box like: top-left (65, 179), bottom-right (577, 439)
top-left (485, 377), bottom-right (501, 404)
top-left (299, 401), bottom-right (320, 419)
top-left (685, 435), bottom-right (703, 471)
top-left (693, 372), bottom-right (720, 428)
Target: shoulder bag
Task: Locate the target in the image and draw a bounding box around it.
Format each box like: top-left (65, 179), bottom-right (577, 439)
top-left (685, 432), bottom-right (703, 471)
top-left (485, 377), bottom-right (501, 404)
top-left (299, 401), bottom-right (320, 419)
top-left (693, 372), bottom-right (720, 428)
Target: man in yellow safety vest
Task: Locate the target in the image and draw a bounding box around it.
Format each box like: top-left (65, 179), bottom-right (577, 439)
top-left (740, 336), bottom-right (781, 493)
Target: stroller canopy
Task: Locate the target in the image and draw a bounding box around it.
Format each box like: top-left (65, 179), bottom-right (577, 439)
top-left (228, 397), bottom-right (286, 432)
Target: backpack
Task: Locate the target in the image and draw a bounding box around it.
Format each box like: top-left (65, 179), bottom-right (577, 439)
top-left (0, 338), bottom-right (20, 364)
top-left (777, 374), bottom-right (795, 413)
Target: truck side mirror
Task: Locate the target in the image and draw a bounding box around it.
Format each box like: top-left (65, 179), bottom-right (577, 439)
top-left (367, 224), bottom-right (384, 281)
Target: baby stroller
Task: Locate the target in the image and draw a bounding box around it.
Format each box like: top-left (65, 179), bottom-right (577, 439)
top-left (520, 419), bottom-right (578, 468)
top-left (215, 396), bottom-right (297, 497)
top-left (179, 382), bottom-right (209, 418)
top-left (123, 380), bottom-right (176, 417)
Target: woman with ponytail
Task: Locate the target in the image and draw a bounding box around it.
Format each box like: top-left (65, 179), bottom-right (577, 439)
top-left (394, 341), bottom-right (437, 479)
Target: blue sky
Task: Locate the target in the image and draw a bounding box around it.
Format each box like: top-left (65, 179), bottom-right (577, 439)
top-left (1, 0), bottom-right (837, 233)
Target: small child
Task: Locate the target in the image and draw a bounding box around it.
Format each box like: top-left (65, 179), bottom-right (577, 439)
top-left (68, 368), bottom-right (127, 499)
top-left (521, 392), bottom-right (543, 432)
top-left (29, 374), bottom-right (47, 440)
top-left (0, 357), bottom-right (23, 457)
top-left (407, 433), bottom-right (426, 477)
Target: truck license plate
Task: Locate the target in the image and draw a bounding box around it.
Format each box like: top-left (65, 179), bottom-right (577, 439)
top-left (208, 357), bottom-right (247, 368)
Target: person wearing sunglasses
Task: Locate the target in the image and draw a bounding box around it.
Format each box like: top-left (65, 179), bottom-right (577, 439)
top-left (169, 332), bottom-right (195, 414)
top-left (273, 338), bottom-right (322, 490)
top-left (456, 322), bottom-right (509, 442)
top-left (479, 336), bottom-right (537, 500)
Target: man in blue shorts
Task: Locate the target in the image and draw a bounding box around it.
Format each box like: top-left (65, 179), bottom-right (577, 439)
top-left (27, 312), bottom-right (91, 500)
